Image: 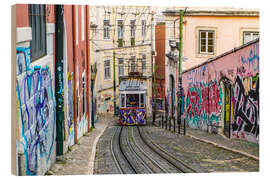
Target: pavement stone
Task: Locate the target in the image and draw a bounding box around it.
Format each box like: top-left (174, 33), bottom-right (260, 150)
top-left (154, 117), bottom-right (259, 161)
top-left (46, 115), bottom-right (116, 175)
top-left (143, 125), bottom-right (259, 172)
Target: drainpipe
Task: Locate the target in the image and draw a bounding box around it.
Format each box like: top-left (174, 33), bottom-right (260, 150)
top-left (177, 9), bottom-right (184, 134)
top-left (72, 5), bottom-right (78, 144)
top-left (86, 5), bottom-right (91, 131)
top-left (55, 5), bottom-right (64, 155)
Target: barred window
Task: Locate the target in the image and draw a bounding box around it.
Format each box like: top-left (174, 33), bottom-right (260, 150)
top-left (29, 4), bottom-right (47, 61)
top-left (104, 60), bottom-right (110, 79)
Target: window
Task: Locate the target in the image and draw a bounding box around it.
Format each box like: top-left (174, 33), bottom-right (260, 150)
top-left (120, 94), bottom-right (125, 108)
top-left (104, 60), bottom-right (110, 79)
top-left (142, 54), bottom-right (146, 73)
top-left (140, 94), bottom-right (145, 107)
top-left (29, 4), bottom-right (47, 61)
top-left (118, 20), bottom-right (123, 39)
top-left (130, 20), bottom-right (136, 46)
top-left (130, 20), bottom-right (136, 38)
top-left (118, 20), bottom-right (124, 47)
top-left (141, 20), bottom-right (146, 37)
top-left (243, 31), bottom-right (259, 44)
top-left (130, 56), bottom-right (136, 72)
top-left (199, 30), bottom-right (214, 54)
top-left (103, 20), bottom-right (110, 39)
top-left (118, 58), bottom-right (124, 76)
top-left (126, 94), bottom-right (139, 108)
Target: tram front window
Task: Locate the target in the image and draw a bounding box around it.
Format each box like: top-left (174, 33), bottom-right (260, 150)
top-left (120, 94), bottom-right (125, 108)
top-left (126, 94), bottom-right (139, 108)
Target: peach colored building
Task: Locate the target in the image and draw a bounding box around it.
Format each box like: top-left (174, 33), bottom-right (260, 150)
top-left (161, 7), bottom-right (259, 120)
top-left (164, 7), bottom-right (259, 71)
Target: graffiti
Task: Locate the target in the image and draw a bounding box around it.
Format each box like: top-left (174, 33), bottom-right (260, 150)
top-left (237, 66), bottom-right (246, 74)
top-left (185, 81), bottom-right (222, 129)
top-left (187, 64), bottom-right (208, 86)
top-left (182, 41), bottom-right (259, 142)
top-left (227, 69), bottom-right (234, 77)
top-left (120, 108), bottom-right (146, 125)
top-left (16, 47), bottom-right (56, 175)
top-left (240, 44), bottom-right (259, 73)
top-left (109, 104), bottom-right (114, 112)
top-left (232, 75), bottom-right (259, 139)
top-left (67, 73), bottom-right (74, 146)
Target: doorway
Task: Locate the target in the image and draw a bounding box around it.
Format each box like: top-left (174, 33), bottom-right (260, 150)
top-left (169, 75), bottom-right (175, 117)
top-left (224, 81), bottom-right (232, 138)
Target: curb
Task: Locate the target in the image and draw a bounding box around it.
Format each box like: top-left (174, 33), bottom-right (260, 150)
top-left (186, 134), bottom-right (259, 161)
top-left (87, 123), bottom-right (109, 175)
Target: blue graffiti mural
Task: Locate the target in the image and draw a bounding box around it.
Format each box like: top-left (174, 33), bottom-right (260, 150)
top-left (120, 108), bottom-right (146, 125)
top-left (16, 47), bottom-right (56, 175)
top-left (240, 44), bottom-right (259, 72)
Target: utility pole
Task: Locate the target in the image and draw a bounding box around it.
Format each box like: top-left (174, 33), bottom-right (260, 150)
top-left (113, 8), bottom-right (117, 116)
top-left (55, 5), bottom-right (64, 156)
top-left (151, 11), bottom-right (156, 125)
top-left (177, 9), bottom-right (184, 134)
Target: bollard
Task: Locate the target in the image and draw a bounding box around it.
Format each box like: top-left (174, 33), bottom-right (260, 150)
top-left (166, 116), bottom-right (167, 129)
top-left (173, 117), bottom-right (176, 132)
top-left (178, 116), bottom-right (180, 134)
top-left (162, 115), bottom-right (164, 128)
top-left (184, 118), bottom-right (186, 135)
top-left (169, 117), bottom-right (171, 131)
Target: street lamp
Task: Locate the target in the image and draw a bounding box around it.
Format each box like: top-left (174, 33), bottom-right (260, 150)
top-left (91, 63), bottom-right (97, 128)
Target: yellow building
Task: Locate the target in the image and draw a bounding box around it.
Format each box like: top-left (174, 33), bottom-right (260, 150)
top-left (90, 6), bottom-right (155, 117)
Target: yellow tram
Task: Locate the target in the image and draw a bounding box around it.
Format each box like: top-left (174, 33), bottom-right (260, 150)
top-left (119, 77), bottom-right (147, 125)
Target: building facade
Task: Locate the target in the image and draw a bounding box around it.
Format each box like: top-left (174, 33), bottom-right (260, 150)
top-left (13, 4), bottom-right (91, 175)
top-left (91, 6), bottom-right (155, 118)
top-left (153, 7), bottom-right (259, 121)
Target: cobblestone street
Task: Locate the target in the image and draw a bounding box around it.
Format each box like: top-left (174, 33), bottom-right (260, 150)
top-left (94, 119), bottom-right (259, 174)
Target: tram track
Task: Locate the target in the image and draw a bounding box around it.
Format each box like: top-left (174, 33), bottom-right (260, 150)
top-left (110, 126), bottom-right (137, 174)
top-left (137, 126), bottom-right (198, 173)
top-left (109, 125), bottom-right (198, 174)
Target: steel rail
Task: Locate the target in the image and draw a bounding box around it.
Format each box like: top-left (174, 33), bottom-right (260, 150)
top-left (137, 126), bottom-right (198, 173)
top-left (125, 127), bottom-right (155, 173)
top-left (118, 126), bottom-right (138, 174)
top-left (131, 127), bottom-right (169, 173)
top-left (110, 126), bottom-right (124, 174)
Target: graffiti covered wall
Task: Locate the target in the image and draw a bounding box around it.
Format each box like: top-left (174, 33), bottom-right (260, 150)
top-left (182, 40), bottom-right (259, 143)
top-left (16, 47), bottom-right (56, 175)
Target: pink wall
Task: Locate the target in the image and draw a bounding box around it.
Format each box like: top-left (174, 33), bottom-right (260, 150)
top-left (182, 40), bottom-right (259, 143)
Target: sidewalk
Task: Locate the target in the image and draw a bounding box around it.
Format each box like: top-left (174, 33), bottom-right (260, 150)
top-left (153, 118), bottom-right (259, 161)
top-left (46, 116), bottom-right (112, 175)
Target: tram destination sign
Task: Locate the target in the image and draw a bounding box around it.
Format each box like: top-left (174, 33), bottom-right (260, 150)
top-left (119, 79), bottom-right (147, 91)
